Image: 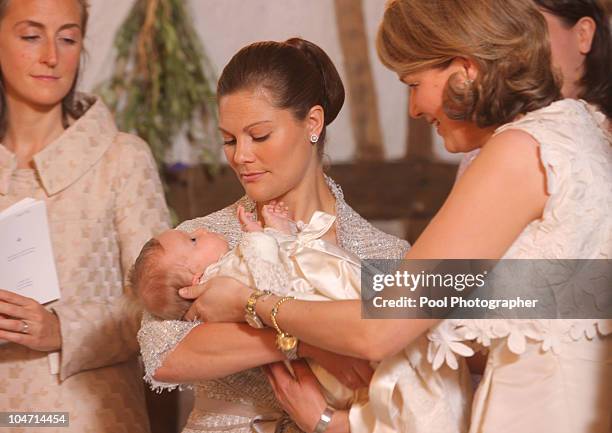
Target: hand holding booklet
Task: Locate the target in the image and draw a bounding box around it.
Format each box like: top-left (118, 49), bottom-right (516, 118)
top-left (0, 198), bottom-right (61, 304)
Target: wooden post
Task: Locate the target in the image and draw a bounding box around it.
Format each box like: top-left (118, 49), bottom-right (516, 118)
top-left (165, 160), bottom-right (457, 244)
top-left (405, 89), bottom-right (434, 160)
top-left (334, 0), bottom-right (384, 161)
top-left (404, 89), bottom-right (436, 240)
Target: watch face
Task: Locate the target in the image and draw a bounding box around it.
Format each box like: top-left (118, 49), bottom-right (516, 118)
top-left (245, 314), bottom-right (264, 329)
top-left (277, 334), bottom-right (298, 351)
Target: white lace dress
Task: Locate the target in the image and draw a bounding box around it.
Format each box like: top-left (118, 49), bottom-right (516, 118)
top-left (426, 99), bottom-right (612, 433)
top-left (138, 178), bottom-right (410, 433)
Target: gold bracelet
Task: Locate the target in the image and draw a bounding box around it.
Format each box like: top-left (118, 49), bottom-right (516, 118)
top-left (244, 290), bottom-right (271, 329)
top-left (270, 296), bottom-right (299, 360)
top-left (270, 296), bottom-right (293, 333)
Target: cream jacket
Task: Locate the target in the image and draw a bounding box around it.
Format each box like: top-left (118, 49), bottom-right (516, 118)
top-left (0, 95), bottom-right (170, 433)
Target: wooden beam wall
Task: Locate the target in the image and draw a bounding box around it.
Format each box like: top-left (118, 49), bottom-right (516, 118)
top-left (164, 160), bottom-right (456, 243)
top-left (406, 116), bottom-right (433, 160)
top-left (404, 88), bottom-right (439, 239)
top-left (334, 0), bottom-right (384, 161)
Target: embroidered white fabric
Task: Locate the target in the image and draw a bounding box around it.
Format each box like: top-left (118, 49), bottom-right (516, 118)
top-left (425, 100), bottom-right (612, 433)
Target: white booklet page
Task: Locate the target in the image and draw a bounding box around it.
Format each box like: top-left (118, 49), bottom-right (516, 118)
top-left (0, 198), bottom-right (61, 304)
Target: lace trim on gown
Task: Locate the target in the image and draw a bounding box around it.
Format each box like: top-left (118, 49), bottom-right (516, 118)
top-left (425, 100), bottom-right (612, 370)
top-left (239, 232), bottom-right (292, 296)
top-left (139, 312), bottom-right (201, 392)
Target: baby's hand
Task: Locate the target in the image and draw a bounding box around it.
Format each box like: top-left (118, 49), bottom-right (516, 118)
top-left (261, 201), bottom-right (294, 234)
top-left (237, 205), bottom-right (263, 232)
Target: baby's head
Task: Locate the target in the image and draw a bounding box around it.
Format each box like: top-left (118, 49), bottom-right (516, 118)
top-left (130, 228), bottom-right (229, 320)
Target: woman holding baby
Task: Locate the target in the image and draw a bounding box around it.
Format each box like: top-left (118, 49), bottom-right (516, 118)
top-left (184, 1), bottom-right (611, 433)
top-left (140, 1), bottom-right (610, 433)
top-left (137, 37), bottom-right (473, 433)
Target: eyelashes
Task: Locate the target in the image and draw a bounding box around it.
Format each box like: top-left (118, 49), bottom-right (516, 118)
top-left (223, 134), bottom-right (271, 146)
top-left (253, 134), bottom-right (270, 142)
top-left (20, 35), bottom-right (79, 45)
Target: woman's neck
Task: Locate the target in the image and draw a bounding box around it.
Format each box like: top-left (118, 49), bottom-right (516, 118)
top-left (465, 125), bottom-right (497, 153)
top-left (257, 168), bottom-right (336, 224)
top-left (3, 95), bottom-right (65, 169)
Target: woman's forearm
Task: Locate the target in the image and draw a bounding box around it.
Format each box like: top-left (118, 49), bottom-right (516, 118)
top-left (254, 297), bottom-right (437, 361)
top-left (329, 410), bottom-right (350, 433)
top-left (249, 141), bottom-right (541, 361)
top-left (154, 323), bottom-right (283, 382)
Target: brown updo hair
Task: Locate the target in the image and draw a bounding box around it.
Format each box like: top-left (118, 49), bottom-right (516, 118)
top-left (0, 0), bottom-right (90, 138)
top-left (217, 37), bottom-right (345, 157)
top-left (377, 0), bottom-right (562, 128)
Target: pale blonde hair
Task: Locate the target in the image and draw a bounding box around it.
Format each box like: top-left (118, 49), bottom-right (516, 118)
top-left (377, 0), bottom-right (561, 127)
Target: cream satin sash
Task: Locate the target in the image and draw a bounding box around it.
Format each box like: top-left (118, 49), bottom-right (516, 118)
top-left (277, 211), bottom-right (361, 300)
top-left (186, 396), bottom-right (287, 433)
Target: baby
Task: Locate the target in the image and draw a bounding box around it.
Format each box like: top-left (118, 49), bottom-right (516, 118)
top-left (130, 203), bottom-right (285, 321)
top-left (131, 202), bottom-right (365, 409)
top-left (131, 202), bottom-right (362, 318)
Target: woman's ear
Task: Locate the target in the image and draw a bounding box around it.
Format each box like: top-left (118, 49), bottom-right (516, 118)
top-left (306, 105), bottom-right (325, 138)
top-left (460, 57), bottom-right (479, 81)
top-left (575, 17), bottom-right (596, 55)
top-left (450, 57), bottom-right (479, 82)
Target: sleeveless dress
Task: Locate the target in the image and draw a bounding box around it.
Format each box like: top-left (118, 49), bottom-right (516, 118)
top-left (426, 99), bottom-right (612, 433)
top-left (138, 177), bottom-right (411, 433)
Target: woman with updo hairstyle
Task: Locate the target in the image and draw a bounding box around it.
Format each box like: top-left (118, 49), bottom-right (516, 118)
top-left (185, 1), bottom-right (612, 433)
top-left (0, 0), bottom-right (169, 432)
top-left (217, 38), bottom-right (345, 157)
top-left (138, 37), bottom-right (411, 433)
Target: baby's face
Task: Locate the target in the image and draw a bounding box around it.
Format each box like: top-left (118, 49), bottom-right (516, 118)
top-left (157, 228), bottom-right (229, 274)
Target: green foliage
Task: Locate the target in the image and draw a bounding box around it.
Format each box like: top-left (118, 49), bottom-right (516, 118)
top-left (97, 0), bottom-right (219, 171)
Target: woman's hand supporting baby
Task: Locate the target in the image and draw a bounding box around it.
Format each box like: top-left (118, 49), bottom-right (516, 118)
top-left (181, 276), bottom-right (251, 322)
top-left (300, 343), bottom-right (373, 390)
top-left (266, 361), bottom-right (351, 433)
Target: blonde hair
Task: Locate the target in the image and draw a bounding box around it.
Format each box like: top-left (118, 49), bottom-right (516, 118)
top-left (129, 238), bottom-right (192, 320)
top-left (377, 0), bottom-right (561, 127)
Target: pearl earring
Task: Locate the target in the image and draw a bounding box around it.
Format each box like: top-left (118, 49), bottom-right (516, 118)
top-left (310, 134), bottom-right (319, 144)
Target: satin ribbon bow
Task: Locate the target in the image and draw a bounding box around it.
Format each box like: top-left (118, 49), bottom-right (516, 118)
top-left (275, 211), bottom-right (361, 300)
top-left (279, 210), bottom-right (337, 256)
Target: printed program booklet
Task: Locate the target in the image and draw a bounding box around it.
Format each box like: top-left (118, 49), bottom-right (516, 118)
top-left (0, 198), bottom-right (60, 304)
